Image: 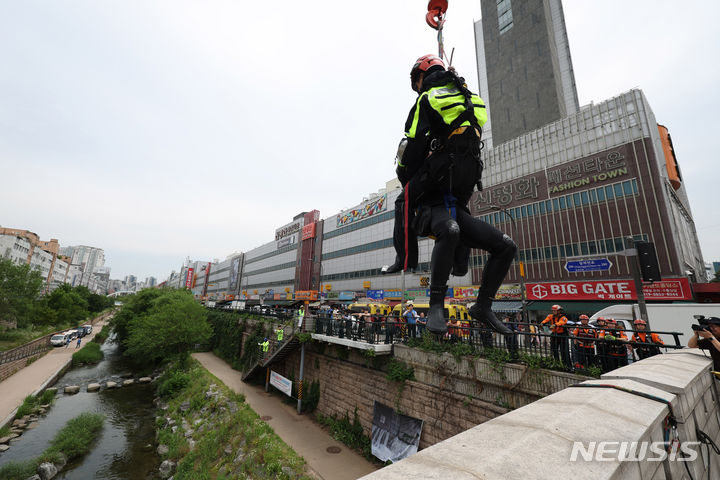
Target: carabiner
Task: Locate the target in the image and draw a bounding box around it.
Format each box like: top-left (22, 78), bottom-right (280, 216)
top-left (426, 0), bottom-right (448, 30)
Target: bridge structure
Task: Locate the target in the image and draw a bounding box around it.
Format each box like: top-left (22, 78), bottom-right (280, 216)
top-left (107, 290), bottom-right (136, 298)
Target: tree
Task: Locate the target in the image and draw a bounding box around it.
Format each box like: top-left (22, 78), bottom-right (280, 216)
top-left (111, 288), bottom-right (163, 344)
top-left (0, 258), bottom-right (44, 327)
top-left (42, 284), bottom-right (89, 326)
top-left (123, 289), bottom-right (211, 367)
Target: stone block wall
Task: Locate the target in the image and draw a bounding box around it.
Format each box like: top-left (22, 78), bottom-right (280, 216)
top-left (282, 344), bottom-right (508, 448)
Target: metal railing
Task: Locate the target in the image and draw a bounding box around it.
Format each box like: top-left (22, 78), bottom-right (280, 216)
top-left (0, 335), bottom-right (52, 366)
top-left (305, 314), bottom-right (684, 375)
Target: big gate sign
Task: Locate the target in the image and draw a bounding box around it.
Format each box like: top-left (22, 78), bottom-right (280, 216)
top-left (525, 278), bottom-right (692, 301)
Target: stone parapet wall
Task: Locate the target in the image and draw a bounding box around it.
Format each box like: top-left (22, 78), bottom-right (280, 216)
top-left (0, 355), bottom-right (37, 383)
top-left (360, 349), bottom-right (720, 480)
top-left (393, 345), bottom-right (588, 409)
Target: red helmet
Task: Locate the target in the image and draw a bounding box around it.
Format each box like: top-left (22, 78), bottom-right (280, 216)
top-left (597, 316), bottom-right (606, 323)
top-left (551, 305), bottom-right (562, 311)
top-left (410, 54), bottom-right (445, 91)
top-left (579, 314), bottom-right (589, 321)
top-left (633, 319), bottom-right (647, 326)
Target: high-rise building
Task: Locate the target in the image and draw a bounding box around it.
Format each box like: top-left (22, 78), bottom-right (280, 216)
top-left (474, 0), bottom-right (579, 147)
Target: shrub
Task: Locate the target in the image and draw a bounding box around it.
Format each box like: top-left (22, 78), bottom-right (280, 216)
top-left (158, 370), bottom-right (191, 398)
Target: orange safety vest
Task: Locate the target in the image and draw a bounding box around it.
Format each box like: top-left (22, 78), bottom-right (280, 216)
top-left (631, 332), bottom-right (664, 345)
top-left (574, 326), bottom-right (597, 348)
top-left (542, 313), bottom-right (568, 334)
top-left (607, 331), bottom-right (628, 356)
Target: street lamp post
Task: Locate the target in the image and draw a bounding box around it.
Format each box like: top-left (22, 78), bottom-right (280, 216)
top-left (490, 204), bottom-right (527, 322)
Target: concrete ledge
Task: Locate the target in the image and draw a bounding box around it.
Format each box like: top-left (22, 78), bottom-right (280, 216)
top-left (311, 334), bottom-right (392, 355)
top-left (361, 354), bottom-right (719, 480)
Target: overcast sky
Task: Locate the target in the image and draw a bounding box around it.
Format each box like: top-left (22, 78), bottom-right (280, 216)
top-left (1, 1), bottom-right (718, 280)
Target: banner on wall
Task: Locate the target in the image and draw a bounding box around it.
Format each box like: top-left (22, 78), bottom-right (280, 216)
top-left (270, 371), bottom-right (292, 397)
top-left (337, 193), bottom-right (387, 228)
top-left (371, 401), bottom-right (423, 463)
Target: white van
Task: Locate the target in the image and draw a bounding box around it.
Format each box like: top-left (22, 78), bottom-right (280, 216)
top-left (82, 324), bottom-right (93, 335)
top-left (50, 334), bottom-right (67, 347)
top-left (590, 303), bottom-right (720, 348)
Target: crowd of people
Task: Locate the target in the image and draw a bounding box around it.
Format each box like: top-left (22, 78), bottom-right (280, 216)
top-left (308, 302), bottom-right (672, 374)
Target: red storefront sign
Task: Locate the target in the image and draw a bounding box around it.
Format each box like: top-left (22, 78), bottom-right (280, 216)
top-left (185, 268), bottom-right (194, 290)
top-left (525, 278), bottom-right (691, 301)
top-left (302, 222), bottom-right (316, 240)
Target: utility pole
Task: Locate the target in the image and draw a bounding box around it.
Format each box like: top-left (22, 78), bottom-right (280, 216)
top-left (625, 236), bottom-right (650, 326)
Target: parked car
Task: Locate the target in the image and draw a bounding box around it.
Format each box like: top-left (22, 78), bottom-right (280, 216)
top-left (82, 324), bottom-right (93, 335)
top-left (50, 334), bottom-right (67, 347)
top-left (64, 330), bottom-right (77, 340)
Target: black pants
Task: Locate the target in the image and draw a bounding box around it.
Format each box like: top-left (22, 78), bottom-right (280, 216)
top-left (551, 333), bottom-right (570, 366)
top-left (426, 205), bottom-right (514, 293)
top-left (576, 346), bottom-right (595, 368)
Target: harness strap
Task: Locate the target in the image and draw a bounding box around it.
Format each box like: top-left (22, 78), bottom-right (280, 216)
top-left (443, 192), bottom-right (456, 220)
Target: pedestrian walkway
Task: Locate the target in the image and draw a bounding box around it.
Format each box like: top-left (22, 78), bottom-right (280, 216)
top-left (193, 352), bottom-right (379, 480)
top-left (0, 322), bottom-right (106, 426)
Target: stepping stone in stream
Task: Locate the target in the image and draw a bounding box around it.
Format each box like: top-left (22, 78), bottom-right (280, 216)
top-left (0, 444), bottom-right (9, 452)
top-left (106, 381), bottom-right (118, 389)
top-left (87, 383), bottom-right (101, 392)
top-left (64, 385), bottom-right (80, 394)
top-left (123, 379), bottom-right (135, 386)
top-left (0, 434), bottom-right (19, 444)
top-left (139, 377), bottom-right (152, 383)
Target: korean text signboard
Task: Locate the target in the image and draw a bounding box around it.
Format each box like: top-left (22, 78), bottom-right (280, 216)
top-left (472, 146), bottom-right (634, 215)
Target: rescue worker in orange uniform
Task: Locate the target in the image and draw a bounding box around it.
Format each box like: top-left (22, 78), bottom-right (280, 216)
top-left (542, 305), bottom-right (570, 366)
top-left (594, 317), bottom-right (611, 372)
top-left (603, 319), bottom-right (629, 370)
top-left (630, 319), bottom-right (664, 360)
top-left (573, 314), bottom-right (597, 369)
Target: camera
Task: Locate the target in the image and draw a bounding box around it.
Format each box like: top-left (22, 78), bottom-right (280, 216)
top-left (692, 315), bottom-right (710, 332)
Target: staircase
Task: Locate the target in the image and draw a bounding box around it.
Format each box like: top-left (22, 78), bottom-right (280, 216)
top-left (241, 334), bottom-right (301, 382)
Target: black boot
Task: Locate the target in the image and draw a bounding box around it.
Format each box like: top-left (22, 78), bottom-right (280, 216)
top-left (426, 285), bottom-right (448, 334)
top-left (469, 297), bottom-right (512, 335)
top-left (381, 257), bottom-right (403, 275)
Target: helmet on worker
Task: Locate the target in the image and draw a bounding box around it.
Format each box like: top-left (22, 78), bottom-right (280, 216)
top-left (633, 319), bottom-right (647, 328)
top-left (579, 314), bottom-right (589, 323)
top-left (410, 54), bottom-right (445, 92)
top-left (551, 304), bottom-right (563, 312)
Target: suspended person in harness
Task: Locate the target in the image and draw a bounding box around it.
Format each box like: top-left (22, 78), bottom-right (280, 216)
top-left (394, 54), bottom-right (515, 335)
top-left (630, 319), bottom-right (664, 360)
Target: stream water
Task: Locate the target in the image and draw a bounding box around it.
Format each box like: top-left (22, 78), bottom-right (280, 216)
top-left (0, 338), bottom-right (160, 479)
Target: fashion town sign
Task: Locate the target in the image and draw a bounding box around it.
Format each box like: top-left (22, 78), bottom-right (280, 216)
top-left (526, 279), bottom-right (692, 301)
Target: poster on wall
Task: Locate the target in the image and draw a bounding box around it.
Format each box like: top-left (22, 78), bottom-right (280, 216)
top-left (371, 401), bottom-right (423, 463)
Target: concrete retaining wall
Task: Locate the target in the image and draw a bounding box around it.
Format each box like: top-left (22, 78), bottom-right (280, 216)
top-left (278, 343), bottom-right (590, 449)
top-left (360, 349), bottom-right (720, 480)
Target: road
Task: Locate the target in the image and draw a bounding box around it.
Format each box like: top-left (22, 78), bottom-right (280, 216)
top-left (193, 352), bottom-right (379, 480)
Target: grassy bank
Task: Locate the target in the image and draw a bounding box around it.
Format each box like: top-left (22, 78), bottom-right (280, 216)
top-left (92, 324), bottom-right (111, 344)
top-left (15, 389), bottom-right (56, 419)
top-left (71, 342), bottom-right (104, 366)
top-left (0, 413), bottom-right (104, 480)
top-left (156, 358), bottom-right (312, 479)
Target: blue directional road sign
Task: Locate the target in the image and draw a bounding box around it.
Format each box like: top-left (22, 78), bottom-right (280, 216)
top-left (564, 258), bottom-right (613, 273)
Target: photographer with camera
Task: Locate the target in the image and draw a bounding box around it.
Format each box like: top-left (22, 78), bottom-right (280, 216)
top-left (688, 316), bottom-right (720, 371)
